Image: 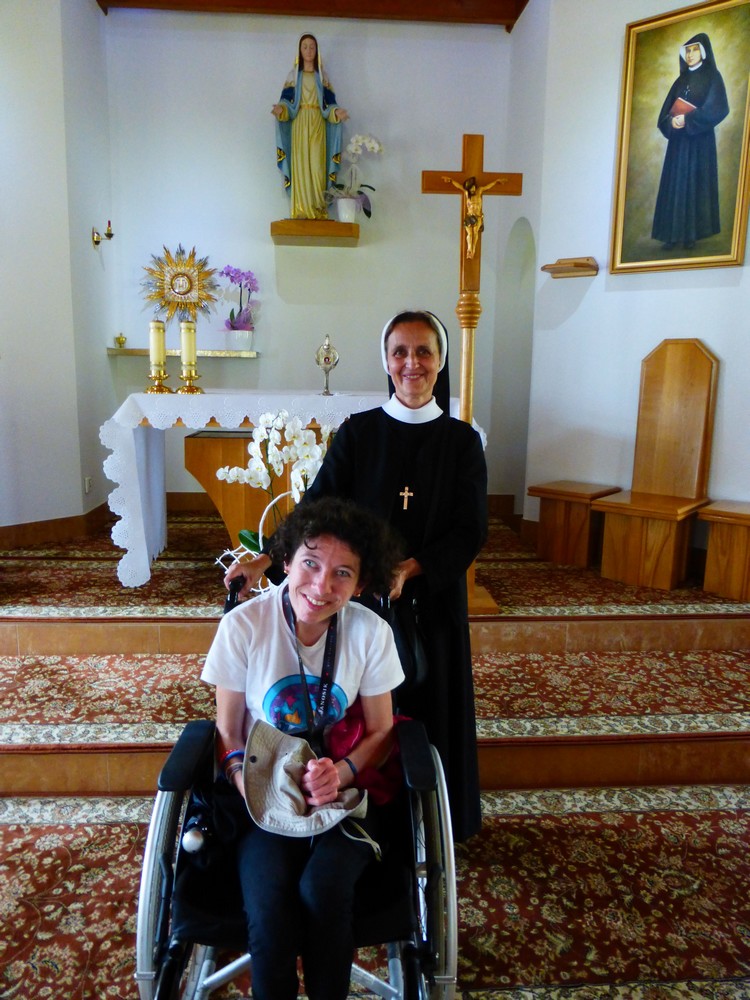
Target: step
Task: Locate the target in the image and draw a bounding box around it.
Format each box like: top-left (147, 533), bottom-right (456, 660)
top-left (3, 611), bottom-right (750, 658)
top-left (474, 647), bottom-right (750, 789)
top-left (0, 652), bottom-right (212, 795)
top-left (3, 648), bottom-right (749, 796)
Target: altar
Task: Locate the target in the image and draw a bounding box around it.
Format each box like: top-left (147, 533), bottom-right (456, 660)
top-left (100, 389), bottom-right (491, 610)
top-left (100, 390), bottom-right (392, 586)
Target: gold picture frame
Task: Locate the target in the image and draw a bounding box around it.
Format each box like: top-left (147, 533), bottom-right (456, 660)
top-left (611, 0), bottom-right (750, 273)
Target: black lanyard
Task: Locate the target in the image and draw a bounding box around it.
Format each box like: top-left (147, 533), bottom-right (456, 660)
top-left (281, 585), bottom-right (337, 737)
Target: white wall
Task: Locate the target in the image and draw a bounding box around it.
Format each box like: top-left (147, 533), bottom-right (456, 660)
top-left (521, 0), bottom-right (750, 522)
top-left (0, 4), bottom-right (523, 522)
top-left (102, 10), bottom-right (514, 491)
top-left (0, 0), bottom-right (83, 525)
top-left (2, 0), bottom-right (748, 530)
top-left (62, 0), bottom-right (120, 511)
top-left (488, 0), bottom-right (551, 508)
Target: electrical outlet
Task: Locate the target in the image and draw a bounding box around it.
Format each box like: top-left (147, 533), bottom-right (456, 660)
top-left (84, 476), bottom-right (93, 494)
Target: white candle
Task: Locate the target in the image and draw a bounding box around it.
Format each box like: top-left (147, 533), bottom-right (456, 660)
top-left (180, 321), bottom-right (197, 365)
top-left (149, 321), bottom-right (166, 367)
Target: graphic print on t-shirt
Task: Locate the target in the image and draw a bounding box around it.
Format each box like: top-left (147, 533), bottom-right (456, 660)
top-left (263, 676), bottom-right (348, 734)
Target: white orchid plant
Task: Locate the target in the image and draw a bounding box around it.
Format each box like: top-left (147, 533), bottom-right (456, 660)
top-left (326, 132), bottom-right (384, 218)
top-left (216, 410), bottom-right (334, 555)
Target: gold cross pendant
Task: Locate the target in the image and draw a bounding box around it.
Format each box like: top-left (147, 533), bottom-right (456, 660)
top-left (399, 486), bottom-right (414, 510)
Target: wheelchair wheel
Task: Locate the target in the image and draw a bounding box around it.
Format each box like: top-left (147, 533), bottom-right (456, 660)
top-left (135, 787), bottom-right (189, 1000)
top-left (409, 745), bottom-right (458, 1000)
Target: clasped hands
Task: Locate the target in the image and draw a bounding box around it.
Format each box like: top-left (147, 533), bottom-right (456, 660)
top-left (300, 757), bottom-right (342, 807)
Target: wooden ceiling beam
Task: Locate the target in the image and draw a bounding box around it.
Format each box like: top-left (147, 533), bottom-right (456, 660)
top-left (95, 0), bottom-right (529, 29)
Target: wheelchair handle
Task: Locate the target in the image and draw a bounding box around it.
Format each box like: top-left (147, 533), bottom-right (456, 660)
top-left (223, 574), bottom-right (246, 614)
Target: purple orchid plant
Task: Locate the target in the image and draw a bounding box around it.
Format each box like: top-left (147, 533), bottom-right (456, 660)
top-left (219, 266), bottom-right (260, 331)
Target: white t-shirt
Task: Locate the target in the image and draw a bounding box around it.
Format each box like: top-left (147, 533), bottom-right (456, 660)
top-left (201, 584), bottom-right (405, 741)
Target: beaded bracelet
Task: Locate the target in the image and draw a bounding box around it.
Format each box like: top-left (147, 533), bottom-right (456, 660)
top-left (343, 756), bottom-right (358, 777)
top-left (220, 748), bottom-right (245, 768)
top-left (225, 761), bottom-right (244, 781)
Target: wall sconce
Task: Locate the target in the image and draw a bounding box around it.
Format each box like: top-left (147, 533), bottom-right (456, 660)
top-left (92, 221), bottom-right (114, 248)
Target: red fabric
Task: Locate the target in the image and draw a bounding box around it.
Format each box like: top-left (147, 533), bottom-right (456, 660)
top-left (326, 698), bottom-right (408, 806)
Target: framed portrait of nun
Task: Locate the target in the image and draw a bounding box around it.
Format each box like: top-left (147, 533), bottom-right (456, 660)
top-left (610, 0), bottom-right (750, 273)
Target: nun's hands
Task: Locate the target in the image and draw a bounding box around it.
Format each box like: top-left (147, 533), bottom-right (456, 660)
top-left (388, 558), bottom-right (422, 600)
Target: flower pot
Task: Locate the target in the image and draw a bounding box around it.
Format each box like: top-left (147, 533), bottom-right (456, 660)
top-left (336, 198), bottom-right (359, 224)
top-left (226, 328), bottom-right (254, 352)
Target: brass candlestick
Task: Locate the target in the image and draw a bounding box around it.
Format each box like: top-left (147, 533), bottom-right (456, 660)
top-left (177, 320), bottom-right (204, 393)
top-left (177, 365), bottom-right (203, 393)
top-left (146, 319), bottom-right (173, 393)
top-left (146, 367), bottom-right (173, 393)
top-left (315, 334), bottom-right (339, 396)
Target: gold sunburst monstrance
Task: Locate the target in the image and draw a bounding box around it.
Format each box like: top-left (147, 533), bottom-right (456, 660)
top-left (142, 244), bottom-right (218, 324)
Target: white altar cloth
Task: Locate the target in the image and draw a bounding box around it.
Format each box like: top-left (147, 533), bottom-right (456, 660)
top-left (100, 389), bottom-right (480, 587)
top-left (100, 391), bottom-right (391, 586)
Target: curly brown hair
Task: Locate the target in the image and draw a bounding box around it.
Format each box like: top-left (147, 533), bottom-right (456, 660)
top-left (268, 497), bottom-right (403, 595)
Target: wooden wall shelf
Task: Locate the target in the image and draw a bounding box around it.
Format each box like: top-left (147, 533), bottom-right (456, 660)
top-left (270, 219), bottom-right (359, 247)
top-left (107, 348), bottom-right (259, 358)
top-left (541, 257), bottom-right (599, 278)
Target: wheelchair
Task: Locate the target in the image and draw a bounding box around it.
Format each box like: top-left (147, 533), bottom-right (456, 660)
top-left (135, 715), bottom-right (458, 999)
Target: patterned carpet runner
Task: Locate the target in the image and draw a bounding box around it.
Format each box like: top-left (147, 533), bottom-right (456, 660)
top-left (2, 512), bottom-right (749, 997)
top-left (2, 790), bottom-right (750, 999)
top-left (2, 648), bottom-right (749, 748)
top-left (1, 513), bottom-right (748, 619)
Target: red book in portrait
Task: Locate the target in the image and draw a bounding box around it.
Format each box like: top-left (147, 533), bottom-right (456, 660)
top-left (670, 96), bottom-right (697, 116)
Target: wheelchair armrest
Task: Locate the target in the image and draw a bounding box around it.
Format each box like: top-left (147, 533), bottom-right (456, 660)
top-left (396, 719), bottom-right (436, 792)
top-left (158, 719), bottom-right (216, 792)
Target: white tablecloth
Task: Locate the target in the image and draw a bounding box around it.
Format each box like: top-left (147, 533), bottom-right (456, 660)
top-left (100, 391), bottom-right (392, 586)
top-left (100, 389), bottom-right (482, 587)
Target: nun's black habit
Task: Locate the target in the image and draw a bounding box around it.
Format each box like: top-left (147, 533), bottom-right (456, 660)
top-left (304, 315), bottom-right (488, 841)
top-left (652, 32), bottom-right (729, 247)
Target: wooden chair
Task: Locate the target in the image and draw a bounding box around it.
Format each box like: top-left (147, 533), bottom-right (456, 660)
top-left (590, 338), bottom-right (719, 590)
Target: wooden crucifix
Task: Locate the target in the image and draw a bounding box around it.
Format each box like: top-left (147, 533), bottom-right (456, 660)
top-left (422, 134), bottom-right (522, 423)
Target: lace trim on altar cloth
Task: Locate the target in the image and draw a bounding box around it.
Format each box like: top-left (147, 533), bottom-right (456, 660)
top-left (99, 391), bottom-right (390, 587)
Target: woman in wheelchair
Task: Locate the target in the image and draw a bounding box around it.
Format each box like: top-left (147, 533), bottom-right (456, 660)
top-left (200, 496), bottom-right (405, 1000)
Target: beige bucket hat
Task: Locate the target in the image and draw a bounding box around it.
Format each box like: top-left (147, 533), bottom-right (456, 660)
top-left (242, 719), bottom-right (367, 837)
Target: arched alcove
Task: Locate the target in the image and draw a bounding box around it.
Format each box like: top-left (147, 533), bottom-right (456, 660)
top-left (487, 216), bottom-right (536, 511)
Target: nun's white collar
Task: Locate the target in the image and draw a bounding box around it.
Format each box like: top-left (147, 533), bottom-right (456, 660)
top-left (382, 395), bottom-right (443, 423)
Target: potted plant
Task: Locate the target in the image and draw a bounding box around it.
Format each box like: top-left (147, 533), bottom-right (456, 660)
top-left (216, 410), bottom-right (335, 562)
top-left (326, 133), bottom-right (384, 221)
top-left (218, 266), bottom-right (259, 332)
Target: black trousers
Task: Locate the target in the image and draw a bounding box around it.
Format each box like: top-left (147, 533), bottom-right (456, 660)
top-left (236, 810), bottom-right (380, 1000)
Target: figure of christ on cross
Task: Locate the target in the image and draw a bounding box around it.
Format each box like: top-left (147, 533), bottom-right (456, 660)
top-left (422, 134), bottom-right (522, 295)
top-left (400, 486), bottom-right (414, 510)
top-left (441, 175), bottom-right (507, 260)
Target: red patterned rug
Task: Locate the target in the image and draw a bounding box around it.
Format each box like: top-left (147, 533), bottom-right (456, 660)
top-left (0, 653), bottom-right (214, 748)
top-left (457, 786), bottom-right (750, 996)
top-left (3, 649), bottom-right (748, 748)
top-left (0, 798), bottom-right (150, 1000)
top-left (473, 649), bottom-right (750, 739)
top-left (2, 515), bottom-right (748, 619)
top-left (3, 790), bottom-right (750, 999)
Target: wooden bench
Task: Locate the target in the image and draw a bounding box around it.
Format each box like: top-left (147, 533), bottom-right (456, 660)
top-left (526, 480), bottom-right (620, 567)
top-left (698, 500), bottom-right (750, 601)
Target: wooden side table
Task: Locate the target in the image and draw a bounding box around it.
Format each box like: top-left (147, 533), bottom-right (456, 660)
top-left (527, 480), bottom-right (620, 567)
top-left (698, 500), bottom-right (750, 601)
